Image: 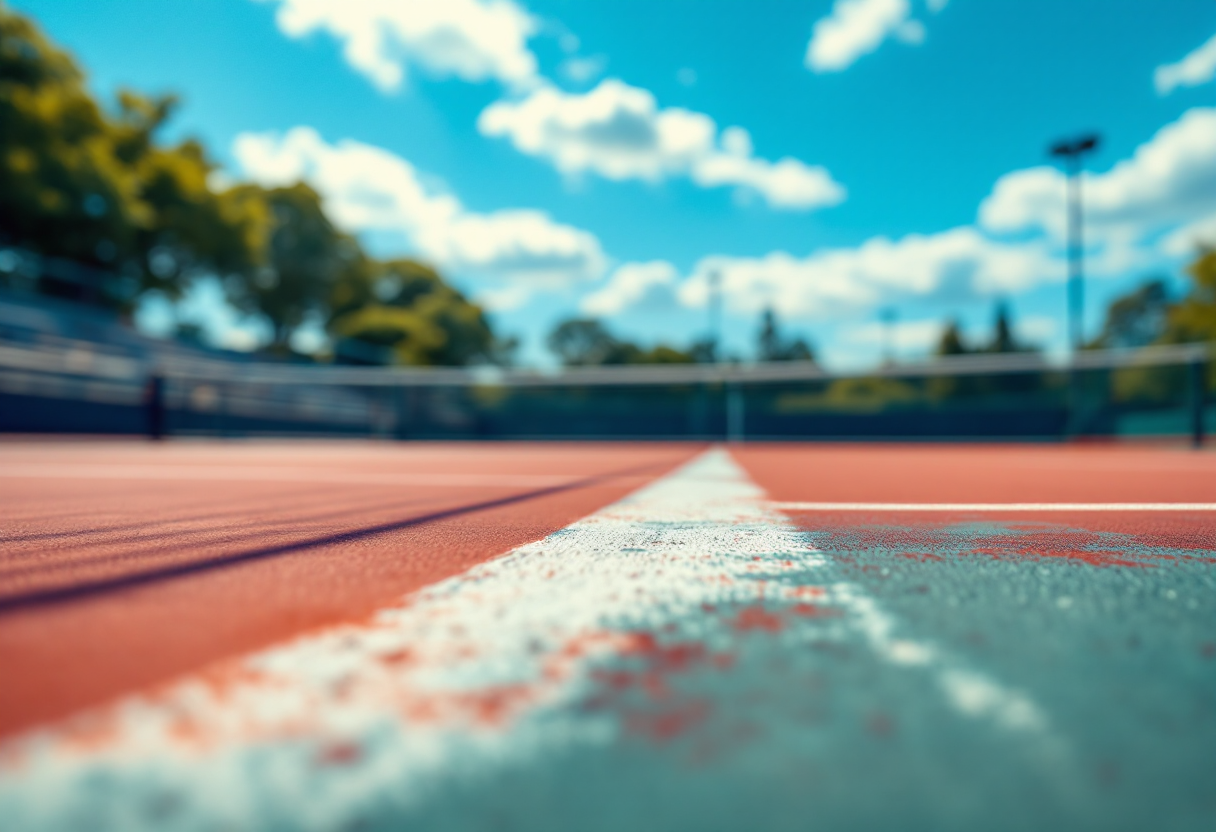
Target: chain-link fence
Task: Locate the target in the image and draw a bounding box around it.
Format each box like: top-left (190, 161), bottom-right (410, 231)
top-left (0, 330), bottom-right (1209, 444)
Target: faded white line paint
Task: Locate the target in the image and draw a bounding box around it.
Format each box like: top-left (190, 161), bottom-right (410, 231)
top-left (0, 448), bottom-right (1059, 830)
top-left (827, 583), bottom-right (1048, 733)
top-left (776, 501), bottom-right (1216, 512)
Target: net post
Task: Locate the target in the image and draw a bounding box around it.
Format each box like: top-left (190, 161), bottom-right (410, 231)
top-left (391, 383), bottom-right (404, 441)
top-left (144, 371), bottom-right (166, 441)
top-left (214, 381), bottom-right (225, 438)
top-left (1190, 352), bottom-right (1208, 450)
top-left (727, 382), bottom-right (745, 444)
top-left (1065, 363), bottom-right (1079, 442)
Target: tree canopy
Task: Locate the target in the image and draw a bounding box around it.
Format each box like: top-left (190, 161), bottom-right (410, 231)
top-left (547, 318), bottom-right (698, 366)
top-left (934, 301), bottom-right (1035, 358)
top-left (329, 258), bottom-right (507, 366)
top-left (1167, 249), bottom-right (1216, 345)
top-left (756, 307), bottom-right (814, 362)
top-left (0, 6), bottom-right (506, 366)
top-left (0, 11), bottom-right (263, 307)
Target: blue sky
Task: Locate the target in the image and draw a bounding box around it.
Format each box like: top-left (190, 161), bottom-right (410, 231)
top-left (12, 0), bottom-right (1216, 367)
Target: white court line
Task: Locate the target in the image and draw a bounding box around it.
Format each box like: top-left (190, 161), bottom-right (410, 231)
top-left (0, 449), bottom-right (1058, 830)
top-left (776, 502), bottom-right (1216, 511)
top-left (0, 463), bottom-right (583, 488)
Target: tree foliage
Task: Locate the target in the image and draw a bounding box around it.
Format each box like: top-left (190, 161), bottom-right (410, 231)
top-left (0, 10), bottom-right (262, 307)
top-left (1103, 252), bottom-right (1216, 401)
top-left (1167, 249), bottom-right (1216, 345)
top-left (218, 183), bottom-right (356, 348)
top-left (936, 320), bottom-right (967, 356)
top-left (934, 302), bottom-right (1034, 358)
top-left (930, 302), bottom-right (1041, 400)
top-left (990, 301), bottom-right (1017, 354)
top-left (329, 258), bottom-right (506, 366)
top-left (820, 376), bottom-right (920, 411)
top-left (547, 318), bottom-right (697, 366)
top-left (1089, 278), bottom-right (1170, 349)
top-left (756, 307), bottom-right (814, 362)
top-left (0, 6), bottom-right (507, 366)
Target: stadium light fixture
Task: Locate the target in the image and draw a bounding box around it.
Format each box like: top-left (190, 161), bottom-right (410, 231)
top-left (1048, 133), bottom-right (1101, 353)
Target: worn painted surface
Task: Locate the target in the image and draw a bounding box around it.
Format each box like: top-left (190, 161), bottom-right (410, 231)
top-left (0, 441), bottom-right (697, 734)
top-left (2, 443), bottom-right (1214, 831)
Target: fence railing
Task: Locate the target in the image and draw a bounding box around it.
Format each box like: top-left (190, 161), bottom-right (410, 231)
top-left (0, 335), bottom-right (1210, 445)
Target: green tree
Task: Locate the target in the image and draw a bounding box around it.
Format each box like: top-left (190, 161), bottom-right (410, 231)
top-left (935, 320), bottom-right (968, 356)
top-left (821, 376), bottom-right (921, 412)
top-left (1167, 249), bottom-right (1216, 344)
top-left (1089, 278), bottom-right (1171, 349)
top-left (631, 344), bottom-right (697, 364)
top-left (329, 258), bottom-right (504, 366)
top-left (1, 9), bottom-right (143, 282)
top-left (756, 307), bottom-right (814, 362)
top-left (988, 301), bottom-right (1018, 353)
top-left (931, 317), bottom-right (983, 400)
top-left (220, 183), bottom-right (357, 350)
top-left (1106, 251), bottom-right (1216, 403)
top-left (548, 318), bottom-right (622, 366)
top-left (547, 318), bottom-right (696, 366)
top-left (0, 7), bottom-right (506, 362)
top-left (113, 92), bottom-right (264, 302)
top-left (0, 8), bottom-right (261, 310)
top-left (1083, 257), bottom-right (1216, 403)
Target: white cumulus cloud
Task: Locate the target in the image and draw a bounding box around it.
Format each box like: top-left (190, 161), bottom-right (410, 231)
top-left (1155, 31), bottom-right (1216, 96)
top-left (592, 107), bottom-right (1216, 323)
top-left (1160, 210), bottom-right (1216, 257)
top-left (254, 0), bottom-right (539, 92)
top-left (806, 0), bottom-right (942, 73)
top-left (589, 105), bottom-right (1213, 325)
top-left (558, 55), bottom-right (608, 85)
top-left (676, 227), bottom-right (1057, 318)
top-left (478, 80), bottom-right (846, 210)
top-left (580, 261), bottom-right (678, 316)
top-left (231, 127), bottom-right (606, 287)
top-left (843, 318), bottom-right (945, 353)
top-left (479, 80), bottom-right (715, 181)
top-left (1016, 315), bottom-right (1057, 345)
top-left (979, 107), bottom-right (1216, 245)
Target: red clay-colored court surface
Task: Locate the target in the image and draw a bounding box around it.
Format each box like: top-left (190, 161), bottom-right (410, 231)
top-left (0, 442), bottom-right (698, 735)
top-left (1, 440), bottom-right (1213, 831)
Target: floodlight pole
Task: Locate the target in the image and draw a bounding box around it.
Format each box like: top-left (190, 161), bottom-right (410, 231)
top-left (707, 269), bottom-right (742, 442)
top-left (1065, 156), bottom-right (1084, 351)
top-left (881, 307), bottom-right (897, 366)
top-left (708, 269), bottom-right (722, 364)
top-left (1049, 134), bottom-right (1100, 440)
top-left (1049, 134), bottom-right (1100, 353)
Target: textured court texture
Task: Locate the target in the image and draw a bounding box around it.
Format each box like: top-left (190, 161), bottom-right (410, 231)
top-left (1, 440), bottom-right (1213, 832)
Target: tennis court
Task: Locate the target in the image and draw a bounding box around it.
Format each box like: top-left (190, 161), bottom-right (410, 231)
top-left (1, 439), bottom-right (1213, 831)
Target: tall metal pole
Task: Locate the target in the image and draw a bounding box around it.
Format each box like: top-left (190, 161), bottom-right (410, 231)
top-left (707, 269), bottom-right (742, 442)
top-left (698, 269), bottom-right (722, 441)
top-left (1050, 133), bottom-right (1099, 438)
top-left (881, 307), bottom-right (897, 366)
top-left (1190, 354), bottom-right (1208, 450)
top-left (1065, 155), bottom-right (1084, 353)
top-left (1049, 134), bottom-right (1099, 355)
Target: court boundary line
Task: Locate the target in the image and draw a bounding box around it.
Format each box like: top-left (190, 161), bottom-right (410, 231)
top-left (774, 502), bottom-right (1216, 511)
top-left (0, 447), bottom-right (1059, 829)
